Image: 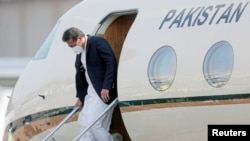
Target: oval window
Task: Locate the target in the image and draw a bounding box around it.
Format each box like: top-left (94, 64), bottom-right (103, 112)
top-left (203, 41), bottom-right (234, 88)
top-left (148, 46), bottom-right (177, 91)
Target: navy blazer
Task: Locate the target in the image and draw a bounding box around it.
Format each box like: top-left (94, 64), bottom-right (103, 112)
top-left (75, 35), bottom-right (118, 104)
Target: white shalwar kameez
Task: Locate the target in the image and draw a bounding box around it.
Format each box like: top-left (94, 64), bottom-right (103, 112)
top-left (78, 37), bottom-right (114, 141)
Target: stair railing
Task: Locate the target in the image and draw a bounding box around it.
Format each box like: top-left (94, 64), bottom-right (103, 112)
top-left (73, 98), bottom-right (119, 141)
top-left (42, 107), bottom-right (79, 141)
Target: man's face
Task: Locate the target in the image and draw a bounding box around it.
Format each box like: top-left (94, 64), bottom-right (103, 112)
top-left (66, 38), bottom-right (80, 48)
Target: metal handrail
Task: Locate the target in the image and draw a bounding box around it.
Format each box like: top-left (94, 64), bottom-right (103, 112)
top-left (73, 98), bottom-right (119, 141)
top-left (42, 107), bottom-right (79, 141)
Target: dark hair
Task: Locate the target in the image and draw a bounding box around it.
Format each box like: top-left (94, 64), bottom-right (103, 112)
top-left (62, 27), bottom-right (85, 42)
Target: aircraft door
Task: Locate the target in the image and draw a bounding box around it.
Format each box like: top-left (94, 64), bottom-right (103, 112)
top-left (94, 10), bottom-right (137, 141)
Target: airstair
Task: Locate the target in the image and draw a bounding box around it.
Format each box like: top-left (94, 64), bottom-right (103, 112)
top-left (42, 98), bottom-right (119, 141)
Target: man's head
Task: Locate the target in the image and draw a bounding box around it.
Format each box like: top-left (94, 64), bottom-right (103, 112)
top-left (62, 27), bottom-right (86, 54)
top-left (62, 27), bottom-right (85, 47)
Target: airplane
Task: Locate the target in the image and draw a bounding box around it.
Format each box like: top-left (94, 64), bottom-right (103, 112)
top-left (0, 57), bottom-right (30, 140)
top-left (0, 86), bottom-right (13, 141)
top-left (0, 57), bottom-right (30, 86)
top-left (2, 0), bottom-right (250, 140)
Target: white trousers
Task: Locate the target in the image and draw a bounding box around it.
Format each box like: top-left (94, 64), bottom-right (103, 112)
top-left (78, 92), bottom-right (114, 141)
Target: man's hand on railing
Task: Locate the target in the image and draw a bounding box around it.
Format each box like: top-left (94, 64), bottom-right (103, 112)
top-left (75, 98), bottom-right (83, 110)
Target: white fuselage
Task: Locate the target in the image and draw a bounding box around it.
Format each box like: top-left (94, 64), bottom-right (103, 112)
top-left (3, 0), bottom-right (250, 141)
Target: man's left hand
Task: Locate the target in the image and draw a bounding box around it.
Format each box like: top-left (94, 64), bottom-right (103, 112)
top-left (101, 89), bottom-right (110, 103)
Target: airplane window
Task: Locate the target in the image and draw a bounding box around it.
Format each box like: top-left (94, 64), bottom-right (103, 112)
top-left (33, 23), bottom-right (59, 60)
top-left (148, 46), bottom-right (177, 91)
top-left (203, 41), bottom-right (234, 88)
